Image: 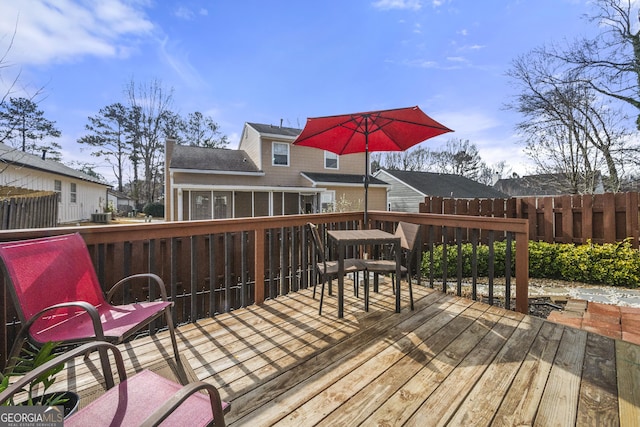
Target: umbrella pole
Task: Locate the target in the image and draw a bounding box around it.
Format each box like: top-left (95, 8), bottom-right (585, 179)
top-left (364, 120), bottom-right (369, 229)
top-left (364, 149), bottom-right (369, 228)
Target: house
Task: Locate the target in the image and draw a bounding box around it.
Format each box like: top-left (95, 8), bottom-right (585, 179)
top-left (373, 169), bottom-right (508, 213)
top-left (494, 173), bottom-right (605, 196)
top-left (107, 189), bottom-right (136, 215)
top-left (0, 142), bottom-right (110, 224)
top-left (165, 122), bottom-right (389, 221)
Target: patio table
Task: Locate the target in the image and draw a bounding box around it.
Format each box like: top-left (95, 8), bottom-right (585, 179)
top-left (326, 229), bottom-right (401, 318)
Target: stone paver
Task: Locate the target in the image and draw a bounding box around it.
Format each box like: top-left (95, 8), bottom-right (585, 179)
top-left (546, 299), bottom-right (640, 345)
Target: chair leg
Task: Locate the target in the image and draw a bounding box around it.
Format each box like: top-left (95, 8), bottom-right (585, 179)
top-left (364, 272), bottom-right (369, 312)
top-left (354, 272), bottom-right (359, 297)
top-left (4, 333), bottom-right (27, 374)
top-left (313, 273), bottom-right (318, 299)
top-left (408, 269), bottom-right (415, 311)
top-left (319, 278), bottom-right (326, 315)
top-left (164, 308), bottom-right (188, 385)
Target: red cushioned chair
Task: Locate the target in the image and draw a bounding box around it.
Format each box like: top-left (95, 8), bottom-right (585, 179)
top-left (0, 341), bottom-right (230, 427)
top-left (0, 233), bottom-right (186, 386)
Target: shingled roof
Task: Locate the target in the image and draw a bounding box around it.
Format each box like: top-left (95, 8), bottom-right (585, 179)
top-left (494, 173), bottom-right (604, 196)
top-left (246, 122), bottom-right (302, 139)
top-left (379, 169), bottom-right (507, 198)
top-left (170, 144), bottom-right (261, 173)
top-left (0, 142), bottom-right (107, 185)
top-left (301, 172), bottom-right (388, 186)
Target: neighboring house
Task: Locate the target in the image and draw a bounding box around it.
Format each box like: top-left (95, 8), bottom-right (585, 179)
top-left (165, 122), bottom-right (389, 221)
top-left (374, 169), bottom-right (508, 213)
top-left (107, 189), bottom-right (136, 214)
top-left (494, 173), bottom-right (605, 196)
top-left (0, 143), bottom-right (110, 224)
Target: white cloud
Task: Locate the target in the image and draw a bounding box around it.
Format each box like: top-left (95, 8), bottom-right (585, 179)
top-left (175, 6), bottom-right (195, 20)
top-left (175, 6), bottom-right (209, 20)
top-left (0, 0), bottom-right (154, 65)
top-left (157, 37), bottom-right (206, 89)
top-left (372, 0), bottom-right (422, 11)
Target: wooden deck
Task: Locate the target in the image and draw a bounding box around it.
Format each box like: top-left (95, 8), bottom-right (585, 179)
top-left (58, 281), bottom-right (640, 426)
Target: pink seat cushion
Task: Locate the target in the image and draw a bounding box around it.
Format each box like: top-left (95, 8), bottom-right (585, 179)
top-left (0, 233), bottom-right (172, 344)
top-left (30, 301), bottom-right (172, 344)
top-left (66, 370), bottom-right (229, 426)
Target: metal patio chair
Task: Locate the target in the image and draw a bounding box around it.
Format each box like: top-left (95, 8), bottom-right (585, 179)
top-left (0, 341), bottom-right (230, 426)
top-left (0, 233), bottom-right (186, 386)
top-left (307, 223), bottom-right (368, 315)
top-left (363, 221), bottom-right (420, 311)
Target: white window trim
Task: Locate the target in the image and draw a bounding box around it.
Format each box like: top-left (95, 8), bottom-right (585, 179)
top-left (324, 151), bottom-right (339, 169)
top-left (70, 182), bottom-right (77, 204)
top-left (272, 142), bottom-right (290, 167)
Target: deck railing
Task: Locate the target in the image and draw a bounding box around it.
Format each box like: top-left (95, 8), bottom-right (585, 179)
top-left (0, 211), bottom-right (528, 367)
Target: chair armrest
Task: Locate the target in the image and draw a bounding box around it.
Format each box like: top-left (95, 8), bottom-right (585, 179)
top-left (0, 342), bottom-right (125, 404)
top-left (24, 301), bottom-right (105, 340)
top-left (140, 381), bottom-right (228, 427)
top-left (5, 302), bottom-right (106, 372)
top-left (107, 273), bottom-right (169, 303)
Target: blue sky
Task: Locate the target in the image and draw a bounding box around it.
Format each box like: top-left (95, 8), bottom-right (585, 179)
top-left (1, 0), bottom-right (598, 184)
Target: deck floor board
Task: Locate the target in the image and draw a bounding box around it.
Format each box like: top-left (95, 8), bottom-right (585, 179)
top-left (55, 280), bottom-right (638, 426)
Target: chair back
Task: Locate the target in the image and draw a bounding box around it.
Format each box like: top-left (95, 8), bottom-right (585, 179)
top-left (307, 223), bottom-right (327, 265)
top-left (0, 233), bottom-right (106, 324)
top-left (396, 221), bottom-right (421, 252)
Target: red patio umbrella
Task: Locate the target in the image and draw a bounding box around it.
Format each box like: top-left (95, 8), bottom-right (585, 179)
top-left (293, 105), bottom-right (453, 224)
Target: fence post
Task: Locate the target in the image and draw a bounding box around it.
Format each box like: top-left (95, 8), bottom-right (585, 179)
top-left (603, 193), bottom-right (616, 243)
top-left (254, 229), bottom-right (265, 304)
top-left (515, 228), bottom-right (529, 314)
top-left (560, 195), bottom-right (573, 244)
top-left (626, 192), bottom-right (639, 248)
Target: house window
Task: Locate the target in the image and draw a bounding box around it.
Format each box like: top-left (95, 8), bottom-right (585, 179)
top-left (272, 142), bottom-right (289, 166)
top-left (321, 191), bottom-right (335, 212)
top-left (191, 191), bottom-right (212, 220)
top-left (213, 192), bottom-right (231, 219)
top-left (324, 151), bottom-right (338, 169)
top-left (54, 180), bottom-right (62, 202)
top-left (70, 182), bottom-right (77, 203)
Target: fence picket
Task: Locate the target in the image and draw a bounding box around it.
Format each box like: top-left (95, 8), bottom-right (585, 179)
top-left (422, 192), bottom-right (640, 247)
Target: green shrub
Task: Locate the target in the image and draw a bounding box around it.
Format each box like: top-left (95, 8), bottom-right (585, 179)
top-left (142, 202), bottom-right (164, 218)
top-left (421, 239), bottom-right (640, 288)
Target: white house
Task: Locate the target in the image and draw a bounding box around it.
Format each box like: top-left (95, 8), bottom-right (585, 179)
top-left (0, 143), bottom-right (110, 224)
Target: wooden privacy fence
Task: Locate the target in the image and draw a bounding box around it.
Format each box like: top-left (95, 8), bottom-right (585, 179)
top-left (0, 189), bottom-right (58, 229)
top-left (420, 192), bottom-right (640, 247)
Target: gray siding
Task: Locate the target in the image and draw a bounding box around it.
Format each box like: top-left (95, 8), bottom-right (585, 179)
top-left (376, 171), bottom-right (424, 213)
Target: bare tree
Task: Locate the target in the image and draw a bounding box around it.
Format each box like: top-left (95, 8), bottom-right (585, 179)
top-left (125, 78), bottom-right (174, 205)
top-left (550, 0), bottom-right (640, 129)
top-left (431, 139), bottom-right (487, 181)
top-left (375, 146), bottom-right (436, 171)
top-left (506, 50), bottom-right (629, 192)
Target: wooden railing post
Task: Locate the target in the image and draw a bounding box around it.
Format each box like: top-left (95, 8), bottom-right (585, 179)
top-left (254, 229), bottom-right (265, 305)
top-left (515, 229), bottom-right (529, 314)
